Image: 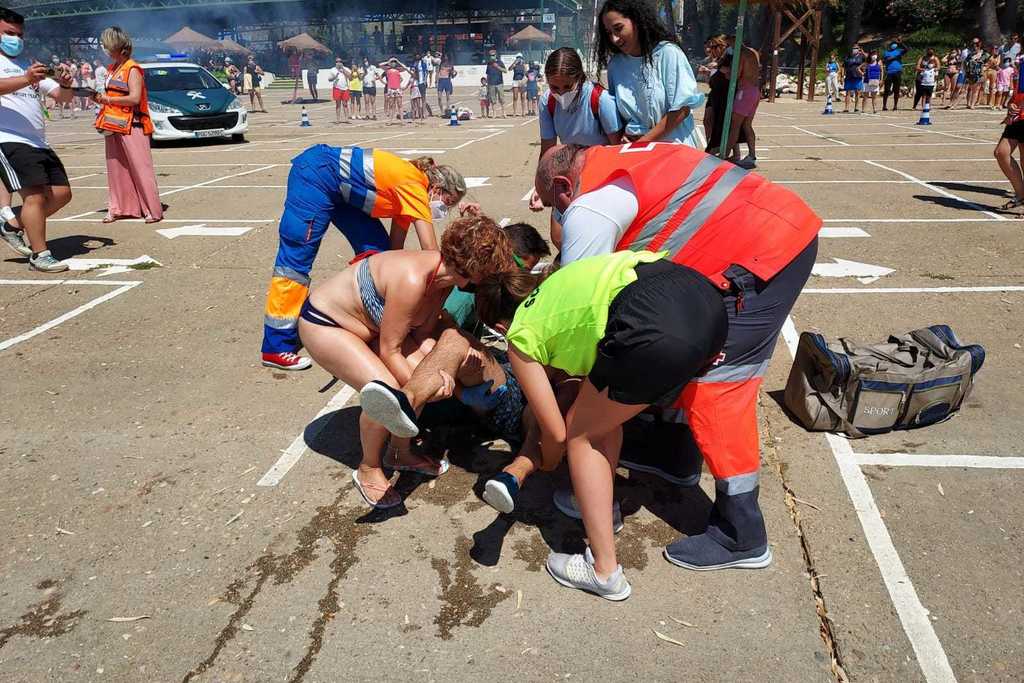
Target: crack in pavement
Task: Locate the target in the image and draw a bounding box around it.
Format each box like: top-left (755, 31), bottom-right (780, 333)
top-left (180, 490), bottom-right (375, 683)
top-left (761, 400), bottom-right (849, 682)
top-left (0, 580), bottom-right (87, 650)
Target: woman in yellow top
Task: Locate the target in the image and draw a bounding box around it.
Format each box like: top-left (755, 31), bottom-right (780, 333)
top-left (476, 251), bottom-right (728, 601)
top-left (93, 26), bottom-right (162, 223)
top-left (349, 67), bottom-right (364, 119)
top-left (261, 145), bottom-right (468, 370)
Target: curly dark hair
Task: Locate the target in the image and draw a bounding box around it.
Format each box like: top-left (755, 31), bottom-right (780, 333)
top-left (440, 215), bottom-right (517, 282)
top-left (594, 0), bottom-right (680, 72)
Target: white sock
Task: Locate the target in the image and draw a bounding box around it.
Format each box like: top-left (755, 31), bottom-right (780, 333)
top-left (0, 205), bottom-right (15, 223)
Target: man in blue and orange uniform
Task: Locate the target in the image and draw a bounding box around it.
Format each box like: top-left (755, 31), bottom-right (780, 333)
top-left (534, 141), bottom-right (820, 571)
top-left (261, 144), bottom-right (467, 370)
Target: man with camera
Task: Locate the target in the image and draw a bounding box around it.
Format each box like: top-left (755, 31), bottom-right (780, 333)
top-left (0, 7), bottom-right (76, 272)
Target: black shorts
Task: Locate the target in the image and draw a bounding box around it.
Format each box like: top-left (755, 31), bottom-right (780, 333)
top-left (418, 82), bottom-right (427, 97)
top-left (364, 85), bottom-right (376, 96)
top-left (0, 142), bottom-right (69, 193)
top-left (1003, 120), bottom-right (1024, 142)
top-left (589, 259), bottom-right (728, 405)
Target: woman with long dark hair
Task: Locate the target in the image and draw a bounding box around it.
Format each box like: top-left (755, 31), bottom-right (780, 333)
top-left (595, 0), bottom-right (704, 147)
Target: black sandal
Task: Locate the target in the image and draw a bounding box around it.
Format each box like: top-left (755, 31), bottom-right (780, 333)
top-left (1000, 197), bottom-right (1024, 210)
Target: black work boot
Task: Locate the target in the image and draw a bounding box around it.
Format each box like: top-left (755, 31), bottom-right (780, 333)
top-left (664, 480), bottom-right (772, 570)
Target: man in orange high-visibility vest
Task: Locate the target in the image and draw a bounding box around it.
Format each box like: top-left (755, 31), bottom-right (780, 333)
top-left (535, 142), bottom-right (821, 571)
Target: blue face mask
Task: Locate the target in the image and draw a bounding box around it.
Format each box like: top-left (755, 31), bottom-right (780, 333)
top-left (0, 35), bottom-right (23, 58)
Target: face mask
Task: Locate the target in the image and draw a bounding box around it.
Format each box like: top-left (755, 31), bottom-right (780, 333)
top-left (551, 204), bottom-right (564, 225)
top-left (890, 43), bottom-right (898, 50)
top-left (430, 200), bottom-right (448, 221)
top-left (0, 35), bottom-right (23, 58)
top-left (553, 86), bottom-right (578, 108)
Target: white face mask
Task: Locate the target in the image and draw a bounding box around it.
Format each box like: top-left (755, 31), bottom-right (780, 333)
top-left (430, 200), bottom-right (449, 221)
top-left (552, 85), bottom-right (579, 109)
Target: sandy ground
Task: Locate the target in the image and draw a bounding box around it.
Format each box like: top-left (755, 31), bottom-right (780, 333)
top-left (1, 89), bottom-right (1021, 682)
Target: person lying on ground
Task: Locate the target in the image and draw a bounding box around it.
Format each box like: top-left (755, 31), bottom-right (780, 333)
top-left (356, 223), bottom-right (552, 512)
top-left (298, 215), bottom-right (517, 509)
top-left (473, 250), bottom-right (729, 601)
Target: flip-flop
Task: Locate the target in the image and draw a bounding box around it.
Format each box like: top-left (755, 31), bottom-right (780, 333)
top-left (351, 469), bottom-right (402, 509)
top-left (360, 380), bottom-right (420, 438)
top-left (382, 449), bottom-right (449, 477)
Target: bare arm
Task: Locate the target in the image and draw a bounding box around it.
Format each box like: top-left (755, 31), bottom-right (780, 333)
top-left (377, 270), bottom-right (429, 385)
top-left (635, 107), bottom-right (690, 143)
top-left (509, 345), bottom-right (566, 470)
top-left (390, 218), bottom-right (438, 250)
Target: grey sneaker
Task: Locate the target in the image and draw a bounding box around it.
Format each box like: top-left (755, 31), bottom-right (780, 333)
top-left (0, 223), bottom-right (31, 257)
top-left (552, 488), bottom-right (624, 534)
top-left (29, 250), bottom-right (69, 273)
top-left (546, 547), bottom-right (631, 601)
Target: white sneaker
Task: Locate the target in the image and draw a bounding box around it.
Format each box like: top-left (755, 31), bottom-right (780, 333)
top-left (0, 223), bottom-right (31, 257)
top-left (546, 547), bottom-right (631, 601)
top-left (552, 488), bottom-right (624, 534)
top-left (28, 250), bottom-right (68, 273)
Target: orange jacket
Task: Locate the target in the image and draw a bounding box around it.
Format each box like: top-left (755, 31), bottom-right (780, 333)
top-left (96, 59), bottom-right (153, 136)
top-left (578, 143), bottom-right (821, 290)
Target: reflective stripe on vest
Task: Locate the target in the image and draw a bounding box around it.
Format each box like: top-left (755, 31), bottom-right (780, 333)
top-left (577, 143), bottom-right (821, 286)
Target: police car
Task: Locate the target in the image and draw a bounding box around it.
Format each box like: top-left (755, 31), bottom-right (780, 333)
top-left (141, 62), bottom-right (248, 142)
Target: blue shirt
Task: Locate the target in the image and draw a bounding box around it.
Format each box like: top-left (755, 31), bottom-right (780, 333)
top-left (866, 62), bottom-right (882, 80)
top-left (826, 60), bottom-right (839, 73)
top-left (606, 41), bottom-right (705, 147)
top-left (486, 59), bottom-right (504, 85)
top-left (538, 81), bottom-right (622, 147)
top-left (883, 47), bottom-right (907, 75)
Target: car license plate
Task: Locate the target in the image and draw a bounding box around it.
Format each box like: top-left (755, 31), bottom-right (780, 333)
top-left (195, 129), bottom-right (225, 138)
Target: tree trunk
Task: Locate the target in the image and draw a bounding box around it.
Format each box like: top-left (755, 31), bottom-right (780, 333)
top-left (1001, 0), bottom-right (1019, 35)
top-left (842, 0), bottom-right (865, 50)
top-left (979, 0), bottom-right (1002, 46)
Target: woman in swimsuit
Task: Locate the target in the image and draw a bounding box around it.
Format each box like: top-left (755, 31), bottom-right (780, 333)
top-left (299, 215), bottom-right (517, 509)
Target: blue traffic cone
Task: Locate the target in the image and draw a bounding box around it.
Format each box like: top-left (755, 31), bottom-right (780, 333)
top-left (449, 107), bottom-right (459, 126)
top-left (916, 101), bottom-right (932, 125)
top-left (300, 106), bottom-right (311, 127)
top-left (823, 93), bottom-right (834, 115)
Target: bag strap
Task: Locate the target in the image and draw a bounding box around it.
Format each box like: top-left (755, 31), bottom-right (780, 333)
top-left (814, 386), bottom-right (866, 438)
top-left (591, 82), bottom-right (604, 135)
top-left (838, 337), bottom-right (918, 367)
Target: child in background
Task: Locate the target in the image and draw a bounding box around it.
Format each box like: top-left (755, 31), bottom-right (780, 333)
top-left (861, 50), bottom-right (883, 114)
top-left (997, 58), bottom-right (1015, 109)
top-left (525, 61), bottom-right (540, 116)
top-left (825, 52), bottom-right (841, 103)
top-left (407, 71), bottom-right (424, 121)
top-left (917, 58), bottom-right (937, 110)
top-left (479, 76), bottom-right (490, 118)
top-left (349, 67), bottom-right (364, 119)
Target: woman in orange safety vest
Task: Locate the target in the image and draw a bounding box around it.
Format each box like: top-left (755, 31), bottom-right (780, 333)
top-left (93, 26), bottom-right (163, 223)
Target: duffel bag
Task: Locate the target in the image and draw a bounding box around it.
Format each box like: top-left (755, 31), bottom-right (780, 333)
top-left (783, 325), bottom-right (985, 438)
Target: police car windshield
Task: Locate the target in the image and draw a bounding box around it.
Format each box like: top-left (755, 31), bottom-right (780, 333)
top-left (145, 67), bottom-right (222, 92)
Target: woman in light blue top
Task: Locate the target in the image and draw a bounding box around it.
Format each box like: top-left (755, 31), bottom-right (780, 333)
top-left (596, 0), bottom-right (705, 148)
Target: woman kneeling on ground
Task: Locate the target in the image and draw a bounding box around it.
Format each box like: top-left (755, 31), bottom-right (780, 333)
top-left (299, 215), bottom-right (516, 509)
top-left (474, 250), bottom-right (728, 601)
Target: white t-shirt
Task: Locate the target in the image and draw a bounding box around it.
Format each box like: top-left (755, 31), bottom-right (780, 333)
top-left (0, 55), bottom-right (61, 149)
top-left (363, 65), bottom-right (380, 85)
top-left (95, 64), bottom-right (109, 85)
top-left (559, 177), bottom-right (640, 264)
top-left (920, 67), bottom-right (937, 87)
top-left (330, 67), bottom-right (349, 90)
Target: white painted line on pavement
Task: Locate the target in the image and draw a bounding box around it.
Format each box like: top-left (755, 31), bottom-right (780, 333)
top-left (521, 188), bottom-right (534, 202)
top-left (819, 227), bottom-right (870, 238)
top-left (823, 217), bottom-right (1002, 223)
top-left (887, 123), bottom-right (991, 143)
top-left (781, 318), bottom-right (956, 683)
top-left (53, 218), bottom-right (276, 223)
top-left (452, 129), bottom-right (507, 150)
top-left (258, 383), bottom-right (357, 486)
top-left (865, 159), bottom-right (1006, 221)
top-left (854, 453), bottom-right (1024, 469)
top-left (58, 164), bottom-right (279, 220)
top-left (67, 173), bottom-right (99, 181)
top-left (779, 179), bottom-right (1009, 184)
top-left (802, 285), bottom-right (1024, 294)
top-left (791, 125), bottom-right (851, 146)
top-left (0, 281), bottom-right (141, 352)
